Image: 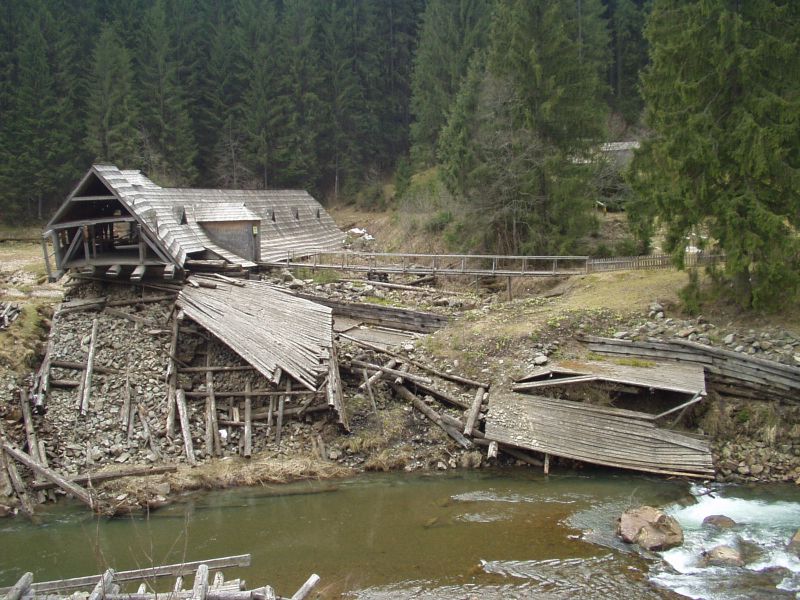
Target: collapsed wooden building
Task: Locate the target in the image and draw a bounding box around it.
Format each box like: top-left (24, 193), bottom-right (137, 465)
top-left (41, 164), bottom-right (345, 281)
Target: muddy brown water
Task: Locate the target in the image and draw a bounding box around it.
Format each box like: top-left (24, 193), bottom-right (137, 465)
top-left (1, 469), bottom-right (798, 599)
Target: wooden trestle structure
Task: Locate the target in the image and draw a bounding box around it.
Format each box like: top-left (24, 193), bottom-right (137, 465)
top-left (0, 555), bottom-right (320, 600)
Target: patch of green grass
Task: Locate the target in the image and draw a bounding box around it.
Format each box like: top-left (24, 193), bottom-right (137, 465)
top-left (612, 357), bottom-right (656, 368)
top-left (0, 302), bottom-right (48, 373)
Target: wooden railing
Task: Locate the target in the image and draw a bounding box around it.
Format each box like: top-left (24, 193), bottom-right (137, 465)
top-left (266, 249), bottom-right (724, 278)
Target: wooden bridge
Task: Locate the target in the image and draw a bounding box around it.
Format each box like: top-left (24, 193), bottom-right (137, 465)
top-left (265, 250), bottom-right (724, 279)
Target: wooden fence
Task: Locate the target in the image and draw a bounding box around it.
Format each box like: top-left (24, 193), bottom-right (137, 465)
top-left (586, 253), bottom-right (724, 273)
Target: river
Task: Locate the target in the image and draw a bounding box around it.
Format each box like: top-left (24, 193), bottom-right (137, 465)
top-left (1, 468), bottom-right (799, 599)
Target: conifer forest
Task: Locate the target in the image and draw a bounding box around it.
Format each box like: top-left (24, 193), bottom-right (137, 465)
top-left (0, 0), bottom-right (798, 307)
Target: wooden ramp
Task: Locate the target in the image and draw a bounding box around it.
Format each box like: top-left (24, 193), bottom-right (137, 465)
top-left (484, 393), bottom-right (715, 478)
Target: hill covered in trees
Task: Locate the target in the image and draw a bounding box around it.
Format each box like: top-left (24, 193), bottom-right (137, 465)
top-left (0, 0), bottom-right (647, 219)
top-left (1, 0), bottom-right (797, 308)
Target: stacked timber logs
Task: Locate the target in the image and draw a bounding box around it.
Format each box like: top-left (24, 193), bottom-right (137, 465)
top-left (0, 554), bottom-right (320, 600)
top-left (0, 301), bottom-right (21, 329)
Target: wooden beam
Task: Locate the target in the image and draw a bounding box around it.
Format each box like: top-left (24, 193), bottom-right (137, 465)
top-left (275, 379), bottom-right (288, 446)
top-left (79, 319), bottom-right (99, 416)
top-left (137, 403), bottom-right (162, 459)
top-left (164, 264), bottom-right (176, 280)
top-left (166, 314), bottom-right (180, 438)
top-left (206, 355), bottom-right (221, 457)
top-left (106, 264), bottom-right (122, 278)
top-left (42, 237), bottom-right (53, 280)
top-left (19, 389), bottom-right (46, 502)
top-left (463, 387), bottom-right (486, 436)
top-left (71, 195), bottom-right (117, 201)
top-left (176, 389), bottom-right (197, 466)
top-left (243, 382), bottom-right (252, 458)
top-left (4, 573), bottom-right (33, 600)
top-left (61, 227), bottom-right (84, 265)
top-left (131, 264), bottom-right (146, 281)
top-left (191, 565), bottom-right (209, 600)
top-left (358, 359), bottom-right (397, 391)
top-left (2, 442), bottom-right (94, 508)
top-left (88, 570), bottom-right (116, 600)
top-left (0, 556), bottom-right (252, 595)
top-left (30, 465), bottom-right (177, 491)
top-left (289, 575), bottom-right (320, 600)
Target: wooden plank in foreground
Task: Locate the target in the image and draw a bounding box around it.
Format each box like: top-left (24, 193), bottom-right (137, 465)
top-left (0, 556), bottom-right (252, 595)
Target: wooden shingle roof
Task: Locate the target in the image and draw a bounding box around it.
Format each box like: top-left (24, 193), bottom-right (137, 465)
top-left (49, 165), bottom-right (345, 268)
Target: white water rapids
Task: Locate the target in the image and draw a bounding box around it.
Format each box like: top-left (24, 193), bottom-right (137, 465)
top-left (650, 484), bottom-right (800, 599)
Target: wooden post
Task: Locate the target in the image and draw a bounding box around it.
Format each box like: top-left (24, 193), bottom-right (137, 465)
top-left (266, 396), bottom-right (275, 437)
top-left (19, 389), bottom-right (46, 502)
top-left (191, 565), bottom-right (209, 600)
top-left (82, 225), bottom-right (91, 261)
top-left (206, 354), bottom-right (221, 457)
top-left (122, 366), bottom-right (131, 429)
top-left (176, 389), bottom-right (197, 466)
top-left (137, 403), bottom-right (162, 459)
top-left (361, 369), bottom-right (383, 434)
top-left (463, 387), bottom-right (486, 436)
top-left (41, 237), bottom-right (53, 281)
top-left (5, 573), bottom-right (33, 600)
top-left (88, 570), bottom-right (116, 600)
top-left (358, 359), bottom-right (397, 391)
top-left (506, 276), bottom-right (512, 301)
top-left (487, 440), bottom-right (498, 459)
top-left (166, 311), bottom-right (181, 438)
top-left (543, 453), bottom-right (550, 475)
top-left (275, 379), bottom-right (288, 447)
top-left (243, 382), bottom-right (252, 458)
top-left (0, 444), bottom-right (12, 497)
top-left (290, 575), bottom-right (320, 600)
top-left (2, 442), bottom-right (94, 508)
top-left (79, 319), bottom-right (99, 416)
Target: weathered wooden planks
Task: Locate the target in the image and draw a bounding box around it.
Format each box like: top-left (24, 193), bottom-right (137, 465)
top-left (177, 278), bottom-right (333, 391)
top-left (580, 335), bottom-right (800, 403)
top-left (484, 393), bottom-right (714, 478)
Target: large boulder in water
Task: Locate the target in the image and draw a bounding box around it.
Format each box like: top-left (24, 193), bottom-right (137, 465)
top-left (617, 506), bottom-right (684, 551)
top-left (701, 544), bottom-right (744, 567)
top-left (703, 514), bottom-right (737, 529)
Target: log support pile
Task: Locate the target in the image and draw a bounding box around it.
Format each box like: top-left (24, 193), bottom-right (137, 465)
top-left (0, 555), bottom-right (319, 600)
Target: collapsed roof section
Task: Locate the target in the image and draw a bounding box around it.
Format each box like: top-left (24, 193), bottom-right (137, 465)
top-left (176, 277), bottom-right (333, 392)
top-left (513, 358), bottom-right (707, 398)
top-left (43, 165), bottom-right (345, 280)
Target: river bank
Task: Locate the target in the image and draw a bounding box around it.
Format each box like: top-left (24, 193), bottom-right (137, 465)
top-left (1, 239), bottom-right (800, 517)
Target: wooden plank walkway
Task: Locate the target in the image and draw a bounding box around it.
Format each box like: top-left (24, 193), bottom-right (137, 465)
top-left (266, 250), bottom-right (725, 279)
top-left (269, 250), bottom-right (589, 277)
top-left (484, 393), bottom-right (715, 478)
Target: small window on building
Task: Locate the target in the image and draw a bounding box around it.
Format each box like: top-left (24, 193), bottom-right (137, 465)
top-left (293, 208), bottom-right (299, 220)
top-left (271, 209), bottom-right (276, 222)
top-left (179, 208), bottom-right (187, 225)
top-left (316, 208), bottom-right (321, 219)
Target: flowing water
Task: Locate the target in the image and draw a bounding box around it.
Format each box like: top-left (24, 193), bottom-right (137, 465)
top-left (0, 469), bottom-right (798, 599)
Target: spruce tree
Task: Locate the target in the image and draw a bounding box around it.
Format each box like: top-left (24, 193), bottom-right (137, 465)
top-left (237, 0), bottom-right (281, 189)
top-left (409, 0), bottom-right (492, 167)
top-left (85, 23), bottom-right (141, 167)
top-left (438, 0), bottom-right (610, 255)
top-left (137, 0), bottom-right (198, 184)
top-left (633, 0), bottom-right (800, 308)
